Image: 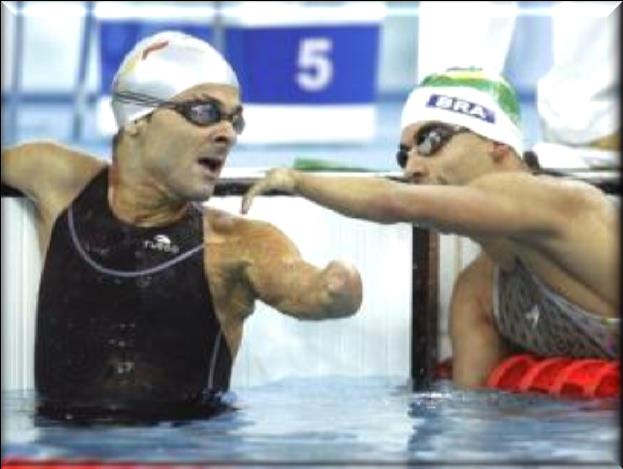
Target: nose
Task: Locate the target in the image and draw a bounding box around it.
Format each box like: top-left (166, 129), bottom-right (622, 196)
top-left (403, 154), bottom-right (429, 183)
top-left (210, 120), bottom-right (237, 149)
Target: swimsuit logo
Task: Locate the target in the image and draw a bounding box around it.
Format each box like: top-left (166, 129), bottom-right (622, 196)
top-left (525, 304), bottom-right (540, 329)
top-left (143, 234), bottom-right (180, 254)
top-left (426, 94), bottom-right (495, 123)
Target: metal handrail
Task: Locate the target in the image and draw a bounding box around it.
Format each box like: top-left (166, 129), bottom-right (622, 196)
top-left (71, 1), bottom-right (95, 141)
top-left (6, 1), bottom-right (25, 146)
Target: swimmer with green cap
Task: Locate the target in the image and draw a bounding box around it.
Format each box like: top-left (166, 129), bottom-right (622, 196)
top-left (243, 67), bottom-right (619, 389)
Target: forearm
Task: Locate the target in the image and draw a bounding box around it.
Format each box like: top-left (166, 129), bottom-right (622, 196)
top-left (292, 172), bottom-right (406, 224)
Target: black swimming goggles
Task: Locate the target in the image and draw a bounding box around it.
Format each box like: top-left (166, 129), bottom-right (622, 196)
top-left (396, 123), bottom-right (470, 168)
top-left (113, 91), bottom-right (245, 134)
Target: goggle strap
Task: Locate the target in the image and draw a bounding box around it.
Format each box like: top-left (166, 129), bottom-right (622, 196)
top-left (112, 91), bottom-right (166, 107)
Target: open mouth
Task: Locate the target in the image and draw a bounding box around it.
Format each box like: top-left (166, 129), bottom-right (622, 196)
top-left (197, 157), bottom-right (223, 173)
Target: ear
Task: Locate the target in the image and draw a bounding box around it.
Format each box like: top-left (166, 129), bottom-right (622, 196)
top-left (489, 142), bottom-right (510, 163)
top-left (123, 118), bottom-right (148, 138)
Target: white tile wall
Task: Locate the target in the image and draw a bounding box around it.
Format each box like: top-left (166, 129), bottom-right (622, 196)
top-left (1, 198), bottom-right (42, 391)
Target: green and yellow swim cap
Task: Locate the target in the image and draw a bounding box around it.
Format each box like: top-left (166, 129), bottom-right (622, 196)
top-left (401, 68), bottom-right (524, 156)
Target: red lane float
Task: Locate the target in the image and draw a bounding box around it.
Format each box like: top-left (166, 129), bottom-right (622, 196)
top-left (486, 354), bottom-right (619, 399)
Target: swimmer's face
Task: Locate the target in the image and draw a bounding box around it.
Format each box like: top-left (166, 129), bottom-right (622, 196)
top-left (398, 121), bottom-right (493, 185)
top-left (137, 83), bottom-right (242, 201)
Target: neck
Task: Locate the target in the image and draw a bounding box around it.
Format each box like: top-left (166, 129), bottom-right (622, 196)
top-left (107, 165), bottom-right (189, 227)
top-left (464, 158), bottom-right (529, 185)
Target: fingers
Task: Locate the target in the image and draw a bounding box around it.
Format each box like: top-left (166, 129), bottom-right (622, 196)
top-left (241, 179), bottom-right (268, 215)
top-left (241, 169), bottom-right (296, 215)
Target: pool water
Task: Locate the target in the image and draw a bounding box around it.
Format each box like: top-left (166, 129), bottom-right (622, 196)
top-left (2, 376), bottom-right (619, 467)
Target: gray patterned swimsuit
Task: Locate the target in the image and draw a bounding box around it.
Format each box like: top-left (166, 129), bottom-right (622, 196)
top-left (492, 260), bottom-right (619, 358)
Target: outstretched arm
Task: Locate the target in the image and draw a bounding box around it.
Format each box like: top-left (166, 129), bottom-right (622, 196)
top-left (242, 168), bottom-right (588, 241)
top-left (241, 220), bottom-right (362, 320)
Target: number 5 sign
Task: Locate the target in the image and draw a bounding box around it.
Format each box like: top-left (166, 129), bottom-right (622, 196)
top-left (225, 25), bottom-right (380, 104)
top-left (223, 3), bottom-right (384, 143)
top-left (296, 38), bottom-right (334, 92)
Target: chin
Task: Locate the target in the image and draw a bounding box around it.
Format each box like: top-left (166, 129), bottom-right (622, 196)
top-left (195, 188), bottom-right (215, 202)
top-left (181, 185), bottom-right (215, 202)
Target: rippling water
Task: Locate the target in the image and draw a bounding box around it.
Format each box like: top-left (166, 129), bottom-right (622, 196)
top-left (2, 377), bottom-right (619, 468)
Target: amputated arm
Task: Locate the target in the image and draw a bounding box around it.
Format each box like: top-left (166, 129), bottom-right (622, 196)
top-left (242, 220), bottom-right (362, 320)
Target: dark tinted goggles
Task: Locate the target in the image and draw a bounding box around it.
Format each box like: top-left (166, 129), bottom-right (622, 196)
top-left (396, 123), bottom-right (469, 168)
top-left (113, 91), bottom-right (245, 134)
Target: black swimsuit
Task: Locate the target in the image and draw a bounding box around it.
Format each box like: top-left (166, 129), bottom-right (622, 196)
top-left (35, 168), bottom-right (232, 421)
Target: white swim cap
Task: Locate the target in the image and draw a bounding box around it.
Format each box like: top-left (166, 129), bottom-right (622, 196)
top-left (111, 31), bottom-right (239, 128)
top-left (401, 68), bottom-right (524, 156)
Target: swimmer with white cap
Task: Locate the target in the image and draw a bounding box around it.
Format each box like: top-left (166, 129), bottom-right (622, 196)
top-left (2, 31), bottom-right (362, 421)
top-left (243, 67), bottom-right (619, 389)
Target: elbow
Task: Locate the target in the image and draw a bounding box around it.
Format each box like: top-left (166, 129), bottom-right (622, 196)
top-left (321, 261), bottom-right (363, 318)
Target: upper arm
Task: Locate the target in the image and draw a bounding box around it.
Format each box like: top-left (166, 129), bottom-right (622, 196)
top-left (387, 173), bottom-right (570, 240)
top-left (1, 141), bottom-right (105, 211)
top-left (239, 220), bottom-right (363, 320)
top-left (241, 221), bottom-right (326, 316)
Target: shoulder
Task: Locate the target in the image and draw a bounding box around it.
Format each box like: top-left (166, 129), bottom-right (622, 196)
top-left (469, 171), bottom-right (609, 212)
top-left (3, 140), bottom-right (105, 191)
top-left (2, 140), bottom-right (107, 212)
top-left (5, 140), bottom-right (104, 168)
top-left (470, 170), bottom-right (601, 194)
top-left (40, 141), bottom-right (107, 180)
top-left (203, 207), bottom-right (300, 255)
top-left (40, 142), bottom-right (107, 207)
top-left (204, 206), bottom-right (286, 237)
top-left (469, 171), bottom-right (549, 191)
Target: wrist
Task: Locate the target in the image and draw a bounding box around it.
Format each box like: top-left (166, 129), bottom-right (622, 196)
top-left (289, 169), bottom-right (301, 193)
